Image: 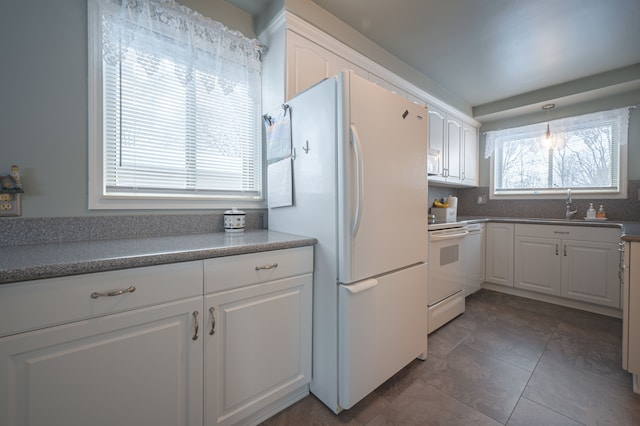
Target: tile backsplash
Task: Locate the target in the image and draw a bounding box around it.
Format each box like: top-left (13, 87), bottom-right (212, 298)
top-left (454, 180), bottom-right (640, 222)
top-left (0, 211), bottom-right (266, 246)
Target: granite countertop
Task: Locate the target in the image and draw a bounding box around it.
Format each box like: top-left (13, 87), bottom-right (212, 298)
top-left (429, 216), bottom-right (640, 242)
top-left (0, 230), bottom-right (317, 285)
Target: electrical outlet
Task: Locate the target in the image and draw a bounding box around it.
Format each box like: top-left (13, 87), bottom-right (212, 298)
top-left (0, 193), bottom-right (21, 217)
top-left (477, 195), bottom-right (488, 205)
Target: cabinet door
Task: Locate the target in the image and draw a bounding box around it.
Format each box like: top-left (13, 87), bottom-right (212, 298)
top-left (462, 123), bottom-right (478, 186)
top-left (625, 243), bottom-right (640, 374)
top-left (205, 274), bottom-right (312, 426)
top-left (562, 240), bottom-right (621, 308)
top-left (445, 115), bottom-right (462, 181)
top-left (427, 105), bottom-right (446, 179)
top-left (286, 31), bottom-right (332, 98)
top-left (286, 31), bottom-right (366, 100)
top-left (485, 223), bottom-right (514, 287)
top-left (515, 236), bottom-right (562, 295)
top-left (0, 297), bottom-right (203, 426)
top-left (465, 226), bottom-right (485, 295)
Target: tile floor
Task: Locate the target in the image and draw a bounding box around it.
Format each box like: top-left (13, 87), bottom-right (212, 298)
top-left (261, 289), bottom-right (640, 425)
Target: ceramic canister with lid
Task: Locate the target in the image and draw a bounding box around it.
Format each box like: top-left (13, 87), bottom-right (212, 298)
top-left (224, 208), bottom-right (245, 232)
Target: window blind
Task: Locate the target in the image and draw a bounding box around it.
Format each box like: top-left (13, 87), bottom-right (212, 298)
top-left (486, 107), bottom-right (629, 197)
top-left (95, 0), bottom-right (262, 202)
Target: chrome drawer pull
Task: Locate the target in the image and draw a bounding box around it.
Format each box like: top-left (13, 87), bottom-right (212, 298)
top-left (90, 286), bottom-right (136, 299)
top-left (255, 263), bottom-right (278, 271)
top-left (192, 311), bottom-right (199, 341)
top-left (209, 307), bottom-right (216, 335)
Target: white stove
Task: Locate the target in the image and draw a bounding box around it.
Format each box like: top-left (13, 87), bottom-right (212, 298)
top-left (427, 222), bottom-right (468, 333)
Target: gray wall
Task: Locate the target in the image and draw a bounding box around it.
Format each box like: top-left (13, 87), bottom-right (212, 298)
top-left (0, 0), bottom-right (253, 218)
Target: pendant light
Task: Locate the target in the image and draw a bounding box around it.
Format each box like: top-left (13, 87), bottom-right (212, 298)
top-left (541, 103), bottom-right (555, 149)
top-left (542, 103), bottom-right (555, 140)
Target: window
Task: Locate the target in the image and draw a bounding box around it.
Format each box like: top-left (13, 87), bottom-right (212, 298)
top-left (486, 107), bottom-right (630, 199)
top-left (88, 0), bottom-right (263, 209)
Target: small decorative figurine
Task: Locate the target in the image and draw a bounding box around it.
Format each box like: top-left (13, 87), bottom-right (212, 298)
top-left (10, 165), bottom-right (22, 190)
top-left (0, 165), bottom-right (24, 192)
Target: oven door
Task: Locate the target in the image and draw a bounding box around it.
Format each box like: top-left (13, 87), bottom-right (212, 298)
top-left (428, 227), bottom-right (468, 305)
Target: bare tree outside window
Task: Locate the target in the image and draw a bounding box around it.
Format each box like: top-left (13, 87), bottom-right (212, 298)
top-left (490, 108), bottom-right (628, 197)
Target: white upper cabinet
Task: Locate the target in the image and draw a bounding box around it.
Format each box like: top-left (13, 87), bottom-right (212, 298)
top-left (259, 12), bottom-right (479, 180)
top-left (446, 114), bottom-right (462, 181)
top-left (428, 106), bottom-right (446, 176)
top-left (462, 123), bottom-right (479, 186)
top-left (427, 104), bottom-right (476, 187)
top-left (286, 30), bottom-right (366, 100)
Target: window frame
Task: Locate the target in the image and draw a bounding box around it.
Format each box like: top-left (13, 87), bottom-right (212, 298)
top-left (87, 0), bottom-right (265, 210)
top-left (488, 110), bottom-right (628, 200)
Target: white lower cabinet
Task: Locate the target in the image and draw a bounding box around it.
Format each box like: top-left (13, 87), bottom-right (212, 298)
top-left (515, 235), bottom-right (562, 295)
top-left (562, 239), bottom-right (621, 307)
top-left (0, 262), bottom-right (204, 426)
top-left (623, 242), bottom-right (640, 392)
top-left (204, 247), bottom-right (313, 426)
top-left (515, 224), bottom-right (621, 308)
top-left (485, 223), bottom-right (515, 287)
top-left (0, 246), bottom-right (314, 426)
top-left (465, 224), bottom-right (485, 296)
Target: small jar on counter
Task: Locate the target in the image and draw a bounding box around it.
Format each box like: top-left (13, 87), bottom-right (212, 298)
top-left (224, 208), bottom-right (246, 232)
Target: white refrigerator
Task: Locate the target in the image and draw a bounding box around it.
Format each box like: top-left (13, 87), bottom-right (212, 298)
top-left (269, 71), bottom-right (428, 413)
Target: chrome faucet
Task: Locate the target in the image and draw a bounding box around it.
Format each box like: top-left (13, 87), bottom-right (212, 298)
top-left (565, 189), bottom-right (578, 220)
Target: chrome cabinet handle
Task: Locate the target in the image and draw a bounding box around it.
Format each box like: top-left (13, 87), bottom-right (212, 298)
top-left (555, 244), bottom-right (559, 256)
top-left (564, 245), bottom-right (567, 256)
top-left (192, 311), bottom-right (199, 341)
top-left (209, 307), bottom-right (216, 335)
top-left (91, 286), bottom-right (136, 299)
top-left (255, 263), bottom-right (278, 271)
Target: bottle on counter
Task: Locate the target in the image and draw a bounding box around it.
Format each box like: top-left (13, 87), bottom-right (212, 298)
top-left (596, 205), bottom-right (606, 219)
top-left (586, 203), bottom-right (596, 219)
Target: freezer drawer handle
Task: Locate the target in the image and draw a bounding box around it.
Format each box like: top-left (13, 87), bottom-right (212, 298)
top-left (342, 278), bottom-right (378, 294)
top-left (255, 263), bottom-right (278, 271)
top-left (90, 286), bottom-right (136, 299)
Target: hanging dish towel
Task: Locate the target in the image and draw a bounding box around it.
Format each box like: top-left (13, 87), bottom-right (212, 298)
top-left (264, 105), bottom-right (293, 208)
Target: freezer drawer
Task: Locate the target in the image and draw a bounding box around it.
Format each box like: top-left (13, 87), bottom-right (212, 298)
top-left (338, 263), bottom-right (427, 409)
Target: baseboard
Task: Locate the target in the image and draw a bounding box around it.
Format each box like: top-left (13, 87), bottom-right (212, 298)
top-left (480, 282), bottom-right (622, 318)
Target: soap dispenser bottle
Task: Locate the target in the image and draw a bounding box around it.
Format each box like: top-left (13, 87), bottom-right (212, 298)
top-left (596, 205), bottom-right (606, 219)
top-left (586, 203), bottom-right (596, 219)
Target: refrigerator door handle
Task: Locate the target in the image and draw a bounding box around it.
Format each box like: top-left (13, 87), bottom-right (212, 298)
top-left (350, 124), bottom-right (364, 237)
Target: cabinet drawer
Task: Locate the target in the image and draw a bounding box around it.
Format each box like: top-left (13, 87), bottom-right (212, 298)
top-left (0, 261), bottom-right (203, 338)
top-left (204, 246), bottom-right (313, 293)
top-left (516, 224), bottom-right (621, 242)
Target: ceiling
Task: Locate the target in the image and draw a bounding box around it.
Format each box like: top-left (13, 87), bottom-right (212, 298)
top-left (228, 0), bottom-right (640, 119)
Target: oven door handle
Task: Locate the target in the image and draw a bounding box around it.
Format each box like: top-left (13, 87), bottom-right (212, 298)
top-left (430, 229), bottom-right (469, 241)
